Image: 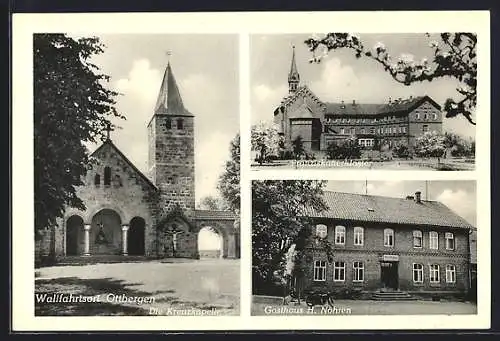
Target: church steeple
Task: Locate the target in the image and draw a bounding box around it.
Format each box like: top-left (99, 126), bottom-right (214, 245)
top-left (288, 45), bottom-right (300, 94)
top-left (154, 61), bottom-right (188, 115)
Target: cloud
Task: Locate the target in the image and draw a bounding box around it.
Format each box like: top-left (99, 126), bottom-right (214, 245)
top-left (251, 83), bottom-right (287, 124)
top-left (115, 59), bottom-right (162, 106)
top-left (310, 58), bottom-right (361, 101)
top-left (436, 189), bottom-right (476, 225)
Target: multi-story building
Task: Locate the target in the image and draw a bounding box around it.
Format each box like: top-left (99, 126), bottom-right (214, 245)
top-left (273, 47), bottom-right (443, 153)
top-left (300, 190), bottom-right (474, 298)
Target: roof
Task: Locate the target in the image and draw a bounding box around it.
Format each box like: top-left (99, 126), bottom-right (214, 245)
top-left (303, 191), bottom-right (474, 230)
top-left (154, 62), bottom-right (193, 116)
top-left (90, 140), bottom-right (158, 191)
top-left (288, 46), bottom-right (299, 81)
top-left (324, 95), bottom-right (441, 117)
top-left (194, 210), bottom-right (238, 220)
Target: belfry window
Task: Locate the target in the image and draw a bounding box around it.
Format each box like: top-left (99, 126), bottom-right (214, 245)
top-left (94, 174), bottom-right (101, 186)
top-left (165, 118), bottom-right (172, 129)
top-left (104, 166), bottom-right (111, 186)
top-left (177, 118), bottom-right (184, 130)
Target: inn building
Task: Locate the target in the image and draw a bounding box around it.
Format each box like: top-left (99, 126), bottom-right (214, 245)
top-left (273, 47), bottom-right (443, 153)
top-left (301, 191), bottom-right (474, 298)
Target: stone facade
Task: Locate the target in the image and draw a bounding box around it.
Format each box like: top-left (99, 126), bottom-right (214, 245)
top-left (35, 61), bottom-right (240, 261)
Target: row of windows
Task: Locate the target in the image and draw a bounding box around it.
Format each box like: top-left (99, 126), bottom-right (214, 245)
top-left (324, 112), bottom-right (438, 124)
top-left (315, 225), bottom-right (456, 250)
top-left (165, 118), bottom-right (184, 130)
top-left (313, 261), bottom-right (457, 284)
top-left (415, 113), bottom-right (438, 120)
top-left (337, 126), bottom-right (408, 135)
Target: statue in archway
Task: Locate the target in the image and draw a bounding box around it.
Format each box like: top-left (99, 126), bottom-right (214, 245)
top-left (95, 223), bottom-right (109, 244)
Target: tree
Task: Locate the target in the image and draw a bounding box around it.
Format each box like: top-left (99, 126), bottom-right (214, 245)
top-left (197, 196), bottom-right (227, 211)
top-left (305, 33), bottom-right (477, 125)
top-left (326, 136), bottom-right (361, 160)
top-left (251, 122), bottom-right (281, 164)
top-left (444, 132), bottom-right (474, 157)
top-left (292, 136), bottom-right (305, 159)
top-left (34, 34), bottom-right (124, 238)
top-left (218, 133), bottom-right (240, 212)
top-left (252, 180), bottom-right (328, 296)
top-left (414, 131), bottom-right (446, 158)
top-left (392, 144), bottom-right (410, 158)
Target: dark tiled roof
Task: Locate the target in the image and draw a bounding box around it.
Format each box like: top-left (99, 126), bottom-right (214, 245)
top-left (323, 96), bottom-right (441, 117)
top-left (194, 210), bottom-right (238, 220)
top-left (303, 191), bottom-right (473, 230)
top-left (91, 140), bottom-right (158, 191)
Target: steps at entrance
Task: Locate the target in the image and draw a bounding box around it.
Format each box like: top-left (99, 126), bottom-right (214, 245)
top-left (372, 290), bottom-right (417, 301)
top-left (56, 255), bottom-right (152, 265)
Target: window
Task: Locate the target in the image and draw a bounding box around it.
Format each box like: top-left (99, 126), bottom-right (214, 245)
top-left (94, 174), bottom-right (101, 186)
top-left (424, 113), bottom-right (428, 120)
top-left (445, 232), bottom-right (455, 250)
top-left (334, 261), bottom-right (345, 281)
top-left (340, 128), bottom-right (345, 134)
top-left (415, 113), bottom-right (420, 120)
top-left (353, 261), bottom-right (364, 282)
top-left (335, 226), bottom-right (345, 245)
top-left (315, 224), bottom-right (327, 239)
top-left (370, 127), bottom-right (375, 134)
top-left (423, 125), bottom-right (429, 132)
top-left (413, 230), bottom-right (423, 248)
top-left (314, 260), bottom-right (327, 281)
top-left (350, 128), bottom-right (355, 135)
top-left (177, 118), bottom-right (184, 130)
top-left (384, 228), bottom-right (394, 247)
top-left (446, 265), bottom-right (456, 283)
top-left (413, 263), bottom-right (424, 283)
top-left (360, 128), bottom-right (365, 134)
top-left (429, 264), bottom-right (440, 283)
top-left (354, 227), bottom-right (364, 246)
top-left (165, 118), bottom-right (172, 129)
top-left (432, 113), bottom-right (438, 120)
top-left (104, 166), bottom-right (111, 186)
top-left (429, 231), bottom-right (439, 250)
top-left (402, 126), bottom-right (407, 133)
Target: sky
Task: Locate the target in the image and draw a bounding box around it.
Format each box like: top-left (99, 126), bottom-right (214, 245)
top-left (251, 34), bottom-right (476, 139)
top-left (325, 180), bottom-right (476, 226)
top-left (86, 34), bottom-right (239, 205)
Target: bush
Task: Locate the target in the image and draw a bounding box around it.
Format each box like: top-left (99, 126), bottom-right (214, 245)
top-left (326, 138), bottom-right (361, 160)
top-left (392, 144), bottom-right (410, 158)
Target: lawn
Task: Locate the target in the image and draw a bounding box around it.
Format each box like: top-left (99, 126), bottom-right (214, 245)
top-left (35, 259), bottom-right (240, 316)
top-left (251, 296), bottom-right (477, 316)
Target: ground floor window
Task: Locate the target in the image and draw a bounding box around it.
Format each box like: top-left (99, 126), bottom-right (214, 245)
top-left (430, 264), bottom-right (440, 283)
top-left (413, 263), bottom-right (424, 283)
top-left (353, 261), bottom-right (364, 282)
top-left (446, 264), bottom-right (456, 283)
top-left (314, 260), bottom-right (327, 281)
top-left (334, 261), bottom-right (346, 281)
top-left (358, 138), bottom-right (374, 148)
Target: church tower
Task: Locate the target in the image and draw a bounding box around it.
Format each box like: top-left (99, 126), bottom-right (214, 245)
top-left (288, 45), bottom-right (300, 94)
top-left (148, 60), bottom-right (195, 219)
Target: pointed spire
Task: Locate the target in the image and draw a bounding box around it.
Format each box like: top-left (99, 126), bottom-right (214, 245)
top-left (154, 59), bottom-right (188, 115)
top-left (288, 45), bottom-right (300, 94)
top-left (288, 45), bottom-right (299, 80)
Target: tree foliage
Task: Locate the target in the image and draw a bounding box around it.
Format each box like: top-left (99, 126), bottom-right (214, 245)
top-left (217, 133), bottom-right (240, 212)
top-left (197, 196), bottom-right (227, 211)
top-left (414, 131), bottom-right (446, 158)
top-left (305, 33), bottom-right (477, 124)
top-left (251, 122), bottom-right (281, 164)
top-left (34, 34), bottom-right (124, 237)
top-left (326, 136), bottom-right (361, 160)
top-left (252, 180), bottom-right (328, 293)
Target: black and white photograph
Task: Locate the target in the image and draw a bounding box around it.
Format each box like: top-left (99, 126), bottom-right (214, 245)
top-left (251, 34), bottom-right (476, 170)
top-left (33, 34), bottom-right (241, 316)
top-left (252, 180), bottom-right (477, 315)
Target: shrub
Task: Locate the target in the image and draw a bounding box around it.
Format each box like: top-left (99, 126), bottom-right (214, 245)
top-left (392, 144), bottom-right (410, 158)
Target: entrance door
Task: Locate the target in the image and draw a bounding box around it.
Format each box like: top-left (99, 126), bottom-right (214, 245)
top-left (380, 261), bottom-right (399, 290)
top-left (128, 217), bottom-right (145, 256)
top-left (66, 215), bottom-right (83, 255)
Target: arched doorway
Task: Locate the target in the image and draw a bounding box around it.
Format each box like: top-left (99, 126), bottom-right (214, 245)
top-left (91, 209), bottom-right (122, 255)
top-left (66, 215), bottom-right (83, 255)
top-left (128, 217), bottom-right (145, 255)
top-left (197, 225), bottom-right (224, 259)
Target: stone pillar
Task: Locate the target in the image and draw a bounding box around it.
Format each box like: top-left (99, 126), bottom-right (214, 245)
top-left (121, 224), bottom-right (129, 256)
top-left (83, 224), bottom-right (91, 256)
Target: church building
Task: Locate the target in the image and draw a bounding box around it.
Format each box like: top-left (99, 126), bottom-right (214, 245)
top-left (36, 61), bottom-right (240, 261)
top-left (274, 47), bottom-right (443, 153)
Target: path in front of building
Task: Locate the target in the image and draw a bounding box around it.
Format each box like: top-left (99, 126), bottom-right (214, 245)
top-left (251, 299), bottom-right (477, 316)
top-left (35, 259), bottom-right (239, 316)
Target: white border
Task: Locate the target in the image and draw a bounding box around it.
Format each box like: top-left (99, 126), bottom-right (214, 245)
top-left (12, 11), bottom-right (490, 331)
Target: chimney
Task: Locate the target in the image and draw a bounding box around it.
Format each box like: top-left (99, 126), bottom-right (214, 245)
top-left (352, 99), bottom-right (356, 105)
top-left (388, 97), bottom-right (392, 104)
top-left (341, 100), bottom-right (345, 109)
top-left (415, 191), bottom-right (422, 203)
top-left (406, 195), bottom-right (414, 200)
